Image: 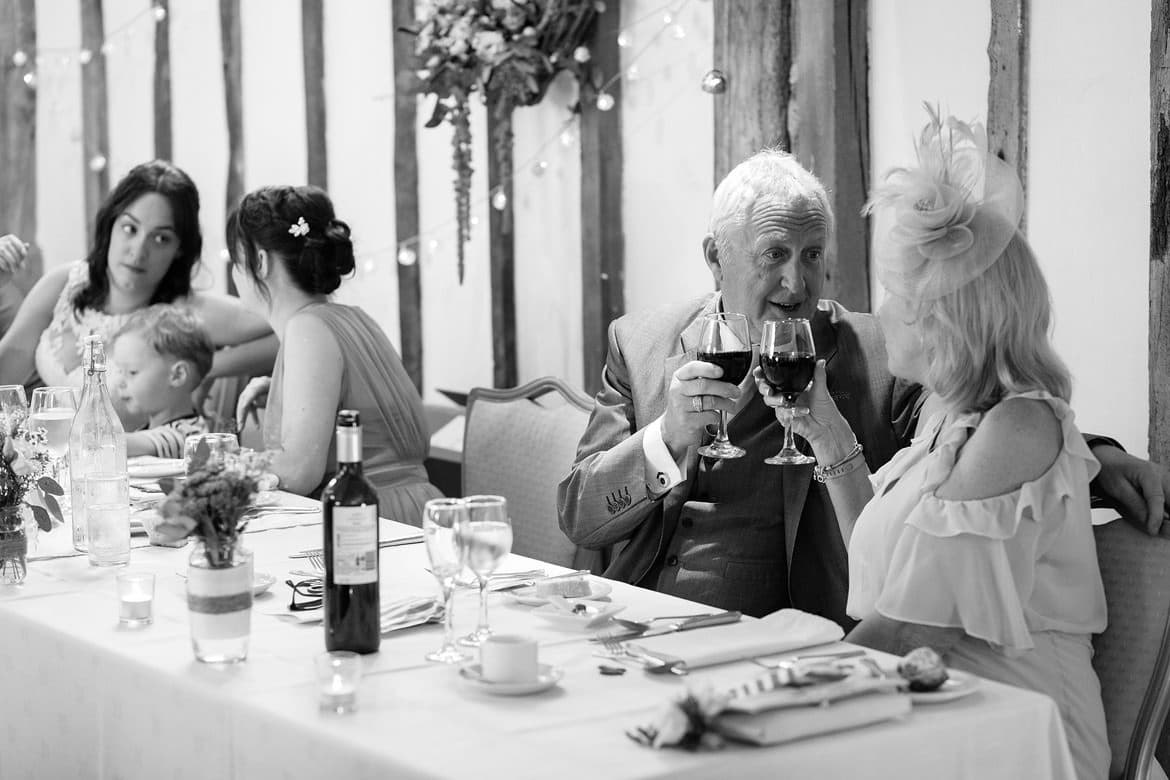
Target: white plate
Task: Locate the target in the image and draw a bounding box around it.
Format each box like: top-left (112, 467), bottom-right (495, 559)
top-left (507, 578), bottom-right (613, 606)
top-left (458, 663), bottom-right (563, 695)
top-left (532, 601), bottom-right (625, 630)
top-left (908, 669), bottom-right (980, 704)
top-left (127, 458), bottom-right (186, 479)
top-left (253, 572), bottom-right (276, 597)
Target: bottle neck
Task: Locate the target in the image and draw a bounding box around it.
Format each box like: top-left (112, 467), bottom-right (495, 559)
top-left (336, 426), bottom-right (363, 466)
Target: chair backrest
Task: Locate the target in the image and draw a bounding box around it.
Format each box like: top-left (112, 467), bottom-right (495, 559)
top-left (1092, 518), bottom-right (1170, 779)
top-left (462, 377), bottom-right (598, 570)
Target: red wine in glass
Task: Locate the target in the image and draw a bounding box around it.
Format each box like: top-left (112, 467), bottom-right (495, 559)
top-left (697, 350), bottom-right (753, 386)
top-left (760, 352), bottom-right (815, 402)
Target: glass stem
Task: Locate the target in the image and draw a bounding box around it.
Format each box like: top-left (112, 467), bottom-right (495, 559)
top-left (441, 581), bottom-right (456, 647)
top-left (782, 406), bottom-right (798, 451)
top-left (714, 410), bottom-right (731, 445)
top-left (477, 578), bottom-right (489, 632)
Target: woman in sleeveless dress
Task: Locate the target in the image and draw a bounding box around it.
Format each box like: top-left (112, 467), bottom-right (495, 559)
top-left (756, 111), bottom-right (1110, 779)
top-left (226, 185), bottom-right (442, 524)
top-left (0, 161), bottom-right (275, 422)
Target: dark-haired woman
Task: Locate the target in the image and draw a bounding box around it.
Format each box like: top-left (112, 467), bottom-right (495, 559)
top-left (226, 184), bottom-right (442, 521)
top-left (0, 160), bottom-right (275, 410)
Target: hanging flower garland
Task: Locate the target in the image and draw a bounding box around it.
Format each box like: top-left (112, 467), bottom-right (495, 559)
top-left (407, 0), bottom-right (601, 282)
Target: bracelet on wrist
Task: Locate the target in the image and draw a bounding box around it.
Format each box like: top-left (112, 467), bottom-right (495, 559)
top-left (813, 441), bottom-right (864, 483)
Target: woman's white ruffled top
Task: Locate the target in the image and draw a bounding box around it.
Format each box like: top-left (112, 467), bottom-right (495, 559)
top-left (847, 390), bottom-right (1107, 652)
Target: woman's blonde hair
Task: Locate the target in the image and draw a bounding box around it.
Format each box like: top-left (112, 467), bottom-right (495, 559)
top-left (915, 232), bottom-right (1071, 412)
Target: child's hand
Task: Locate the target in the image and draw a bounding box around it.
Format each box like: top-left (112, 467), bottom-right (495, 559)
top-left (236, 376), bottom-right (272, 431)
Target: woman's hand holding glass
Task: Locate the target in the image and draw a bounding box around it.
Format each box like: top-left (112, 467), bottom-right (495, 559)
top-left (422, 498), bottom-right (471, 664)
top-left (456, 495), bottom-right (513, 647)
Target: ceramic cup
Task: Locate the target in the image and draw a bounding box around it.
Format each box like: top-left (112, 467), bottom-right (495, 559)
top-left (479, 634), bottom-right (538, 683)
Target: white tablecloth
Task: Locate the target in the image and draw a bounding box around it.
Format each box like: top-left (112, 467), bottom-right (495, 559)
top-left (0, 493), bottom-right (1077, 779)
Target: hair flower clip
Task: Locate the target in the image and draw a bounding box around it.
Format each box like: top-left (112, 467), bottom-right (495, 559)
top-left (288, 217), bottom-right (310, 238)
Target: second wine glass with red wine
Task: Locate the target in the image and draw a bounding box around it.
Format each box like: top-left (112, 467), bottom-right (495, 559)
top-left (696, 312), bottom-right (752, 459)
top-left (759, 318), bottom-right (817, 465)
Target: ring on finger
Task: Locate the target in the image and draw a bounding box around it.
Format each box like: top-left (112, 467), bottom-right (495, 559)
top-left (692, 395), bottom-right (703, 414)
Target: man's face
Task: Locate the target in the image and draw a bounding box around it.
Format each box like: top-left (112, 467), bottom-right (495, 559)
top-left (707, 194), bottom-right (827, 341)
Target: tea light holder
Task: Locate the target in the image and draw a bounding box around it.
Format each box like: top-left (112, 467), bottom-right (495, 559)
top-left (316, 651), bottom-right (362, 714)
top-left (116, 571), bottom-right (155, 627)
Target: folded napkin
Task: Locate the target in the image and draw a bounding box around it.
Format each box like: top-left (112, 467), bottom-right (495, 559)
top-left (717, 691), bottom-right (911, 746)
top-left (266, 596), bottom-right (441, 634)
top-left (628, 608), bottom-right (843, 670)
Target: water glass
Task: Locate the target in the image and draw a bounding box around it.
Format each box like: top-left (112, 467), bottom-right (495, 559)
top-left (422, 498), bottom-right (470, 664)
top-left (184, 432), bottom-right (240, 474)
top-left (316, 651), bottom-right (362, 715)
top-left (85, 472), bottom-right (130, 567)
top-left (116, 571), bottom-right (154, 627)
top-left (456, 495), bottom-right (513, 648)
top-left (0, 385), bottom-right (27, 436)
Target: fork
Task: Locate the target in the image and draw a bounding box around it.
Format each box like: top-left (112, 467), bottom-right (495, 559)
top-left (599, 635), bottom-right (687, 676)
top-left (308, 553), bottom-right (324, 572)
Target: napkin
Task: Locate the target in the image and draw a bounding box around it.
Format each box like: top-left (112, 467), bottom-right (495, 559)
top-left (266, 596), bottom-right (441, 634)
top-left (627, 608), bottom-right (843, 669)
top-left (716, 691), bottom-right (911, 746)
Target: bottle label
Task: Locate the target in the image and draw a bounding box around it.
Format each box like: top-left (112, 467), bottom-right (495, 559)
top-left (331, 505), bottom-right (378, 585)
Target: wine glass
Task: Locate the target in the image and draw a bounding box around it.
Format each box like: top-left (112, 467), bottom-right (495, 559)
top-left (760, 319), bottom-right (817, 465)
top-left (422, 498), bottom-right (471, 664)
top-left (456, 495), bottom-right (513, 647)
top-left (29, 386), bottom-right (77, 461)
top-left (696, 312), bottom-right (752, 459)
top-left (0, 385), bottom-right (27, 436)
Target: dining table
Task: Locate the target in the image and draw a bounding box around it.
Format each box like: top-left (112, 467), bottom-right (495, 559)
top-left (0, 489), bottom-right (1078, 779)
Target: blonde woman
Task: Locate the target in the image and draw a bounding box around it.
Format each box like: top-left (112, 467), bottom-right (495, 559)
top-left (757, 109), bottom-right (1109, 779)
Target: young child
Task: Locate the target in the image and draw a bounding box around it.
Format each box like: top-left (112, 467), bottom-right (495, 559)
top-left (110, 305), bottom-right (214, 458)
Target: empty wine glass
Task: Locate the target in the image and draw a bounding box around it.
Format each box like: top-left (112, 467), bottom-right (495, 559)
top-left (456, 495), bottom-right (513, 647)
top-left (422, 498), bottom-right (470, 664)
top-left (760, 318), bottom-right (817, 465)
top-left (0, 385), bottom-right (27, 436)
top-left (696, 312), bottom-right (752, 460)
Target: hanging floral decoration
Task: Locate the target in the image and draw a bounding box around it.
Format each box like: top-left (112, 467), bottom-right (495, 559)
top-left (406, 0), bottom-right (602, 281)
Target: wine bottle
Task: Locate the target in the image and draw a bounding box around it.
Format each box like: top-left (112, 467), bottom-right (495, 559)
top-left (68, 334), bottom-right (127, 552)
top-left (322, 410), bottom-right (381, 653)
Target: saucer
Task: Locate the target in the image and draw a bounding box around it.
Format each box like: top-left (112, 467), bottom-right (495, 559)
top-left (908, 669), bottom-right (980, 704)
top-left (128, 457), bottom-right (186, 479)
top-left (253, 572), bottom-right (276, 597)
top-left (533, 601), bottom-right (625, 630)
top-left (458, 663), bottom-right (563, 695)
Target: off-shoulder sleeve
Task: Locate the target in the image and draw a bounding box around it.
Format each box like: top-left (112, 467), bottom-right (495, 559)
top-left (873, 393), bottom-right (1100, 652)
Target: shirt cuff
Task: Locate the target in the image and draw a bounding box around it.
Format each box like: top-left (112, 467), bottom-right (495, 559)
top-left (643, 417), bottom-right (686, 496)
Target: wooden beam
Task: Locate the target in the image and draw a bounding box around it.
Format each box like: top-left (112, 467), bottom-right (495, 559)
top-left (987, 0), bottom-right (1029, 227)
top-left (153, 0), bottom-right (172, 161)
top-left (487, 107), bottom-right (517, 388)
top-left (579, 1), bottom-right (624, 395)
top-left (0, 0), bottom-right (37, 275)
top-left (302, 0), bottom-right (327, 190)
top-left (1152, 0), bottom-right (1170, 476)
top-left (789, 0), bottom-right (869, 312)
top-left (713, 0), bottom-right (791, 182)
top-left (221, 0), bottom-right (243, 296)
top-left (81, 0), bottom-right (110, 239)
top-left (391, 0), bottom-right (423, 391)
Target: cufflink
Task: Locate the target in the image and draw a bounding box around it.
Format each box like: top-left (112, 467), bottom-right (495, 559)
top-left (656, 471), bottom-right (668, 488)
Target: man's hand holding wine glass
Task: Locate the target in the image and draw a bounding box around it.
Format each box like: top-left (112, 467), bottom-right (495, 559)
top-left (660, 361), bottom-right (742, 460)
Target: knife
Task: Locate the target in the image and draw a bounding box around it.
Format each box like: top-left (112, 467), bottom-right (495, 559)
top-left (601, 610), bottom-right (742, 642)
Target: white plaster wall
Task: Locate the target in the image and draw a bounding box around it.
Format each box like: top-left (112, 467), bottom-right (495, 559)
top-left (1029, 0), bottom-right (1150, 454)
top-left (870, 0), bottom-right (1152, 455)
top-left (34, 0), bottom-right (86, 271)
top-left (621, 0), bottom-right (715, 315)
top-left (102, 0), bottom-right (154, 186)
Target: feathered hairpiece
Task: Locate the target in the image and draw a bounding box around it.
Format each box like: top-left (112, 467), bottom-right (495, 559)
top-left (864, 103), bottom-right (1024, 302)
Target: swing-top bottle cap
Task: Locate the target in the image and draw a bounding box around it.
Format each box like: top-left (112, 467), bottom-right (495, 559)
top-left (83, 334), bottom-right (107, 372)
top-left (336, 410), bottom-right (361, 428)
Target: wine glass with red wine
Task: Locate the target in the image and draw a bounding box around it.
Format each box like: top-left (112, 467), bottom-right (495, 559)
top-left (760, 318), bottom-right (817, 465)
top-left (696, 312), bottom-right (753, 459)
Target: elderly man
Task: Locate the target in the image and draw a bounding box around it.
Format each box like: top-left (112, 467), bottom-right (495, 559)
top-left (557, 149), bottom-right (1168, 627)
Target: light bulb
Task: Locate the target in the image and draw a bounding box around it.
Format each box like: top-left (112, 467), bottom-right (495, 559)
top-left (616, 31), bottom-right (633, 48)
top-left (559, 128), bottom-right (576, 147)
top-left (153, 5), bottom-right (167, 21)
top-left (100, 42), bottom-right (114, 56)
top-left (671, 24), bottom-right (686, 39)
top-left (89, 154), bottom-right (108, 172)
top-left (396, 247), bottom-right (418, 266)
top-left (595, 93), bottom-right (615, 112)
top-left (11, 51), bottom-right (27, 67)
top-left (662, 12), bottom-right (673, 25)
top-left (427, 239), bottom-right (440, 252)
top-left (491, 190), bottom-right (508, 211)
top-left (362, 259), bottom-right (375, 274)
top-left (700, 69), bottom-right (727, 94)
top-left (22, 72), bottom-right (36, 89)
top-left (626, 64), bottom-right (640, 81)
top-left (532, 160), bottom-right (548, 176)
top-left (470, 215), bottom-right (481, 227)
top-left (78, 49), bottom-right (93, 65)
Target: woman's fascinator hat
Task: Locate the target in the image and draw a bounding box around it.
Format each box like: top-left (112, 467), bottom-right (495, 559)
top-left (863, 104), bottom-right (1024, 302)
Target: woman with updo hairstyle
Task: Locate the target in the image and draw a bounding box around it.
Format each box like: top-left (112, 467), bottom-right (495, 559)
top-left (227, 184), bottom-right (442, 518)
top-left (0, 160), bottom-right (275, 419)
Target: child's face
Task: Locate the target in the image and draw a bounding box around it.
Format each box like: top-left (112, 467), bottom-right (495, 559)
top-left (111, 331), bottom-right (176, 415)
